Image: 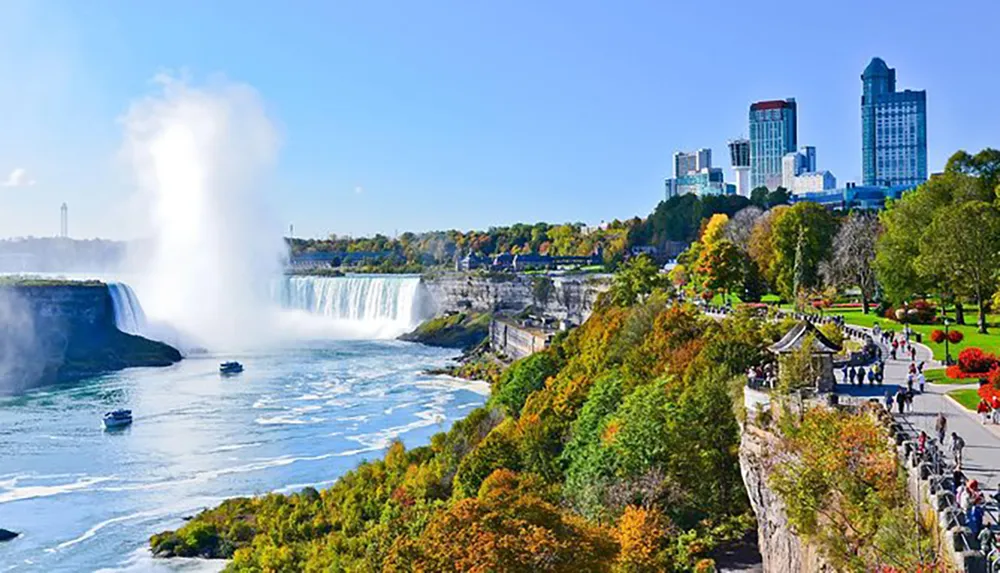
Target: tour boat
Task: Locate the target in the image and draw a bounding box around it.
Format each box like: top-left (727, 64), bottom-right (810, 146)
top-left (102, 409), bottom-right (133, 429)
top-left (219, 361), bottom-right (244, 375)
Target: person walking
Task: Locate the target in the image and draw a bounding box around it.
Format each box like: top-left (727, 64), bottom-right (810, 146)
top-left (906, 372), bottom-right (914, 393)
top-left (979, 398), bottom-right (992, 424)
top-left (935, 413), bottom-right (947, 445)
top-left (953, 432), bottom-right (966, 467)
top-left (967, 481), bottom-right (986, 537)
top-left (992, 395), bottom-right (1000, 425)
top-left (910, 346), bottom-right (917, 361)
top-left (884, 391), bottom-right (894, 413)
top-left (896, 389), bottom-right (906, 414)
top-left (918, 370), bottom-right (926, 393)
top-left (867, 368), bottom-right (875, 385)
top-left (905, 390), bottom-right (915, 413)
top-left (847, 366), bottom-right (856, 385)
top-left (857, 366), bottom-right (867, 386)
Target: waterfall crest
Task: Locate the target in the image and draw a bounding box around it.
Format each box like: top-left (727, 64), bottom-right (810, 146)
top-left (273, 275), bottom-right (430, 338)
top-left (107, 282), bottom-right (148, 336)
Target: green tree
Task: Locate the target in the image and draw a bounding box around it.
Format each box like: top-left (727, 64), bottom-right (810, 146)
top-left (771, 203), bottom-right (837, 300)
top-left (609, 255), bottom-right (666, 306)
top-left (916, 201), bottom-right (1000, 333)
top-left (697, 239), bottom-right (746, 303)
top-left (493, 353), bottom-right (559, 418)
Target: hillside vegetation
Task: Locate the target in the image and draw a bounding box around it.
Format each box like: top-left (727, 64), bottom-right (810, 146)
top-left (151, 263), bottom-right (786, 571)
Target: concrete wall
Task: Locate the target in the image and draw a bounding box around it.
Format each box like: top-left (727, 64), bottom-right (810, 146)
top-left (490, 318), bottom-right (552, 360)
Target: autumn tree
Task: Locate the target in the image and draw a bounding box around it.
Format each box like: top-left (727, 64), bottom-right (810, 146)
top-left (916, 200), bottom-right (1000, 333)
top-left (822, 211), bottom-right (881, 314)
top-left (747, 205), bottom-right (790, 294)
top-left (609, 255), bottom-right (666, 306)
top-left (723, 206), bottom-right (764, 251)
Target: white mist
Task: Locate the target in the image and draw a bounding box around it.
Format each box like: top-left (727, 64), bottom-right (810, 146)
top-left (121, 74), bottom-right (285, 351)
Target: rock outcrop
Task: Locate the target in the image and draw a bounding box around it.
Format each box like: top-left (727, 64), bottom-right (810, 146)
top-left (421, 272), bottom-right (610, 324)
top-left (739, 426), bottom-right (832, 573)
top-left (0, 528), bottom-right (19, 542)
top-left (0, 283), bottom-right (181, 394)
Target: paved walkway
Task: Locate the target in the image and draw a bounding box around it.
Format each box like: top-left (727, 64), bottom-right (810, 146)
top-left (836, 330), bottom-right (1000, 492)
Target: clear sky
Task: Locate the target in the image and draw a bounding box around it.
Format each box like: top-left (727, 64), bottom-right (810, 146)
top-left (0, 0), bottom-right (997, 240)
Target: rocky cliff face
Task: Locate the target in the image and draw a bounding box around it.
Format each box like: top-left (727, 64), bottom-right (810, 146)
top-left (740, 426), bottom-right (832, 573)
top-left (421, 272), bottom-right (610, 323)
top-left (0, 284), bottom-right (181, 394)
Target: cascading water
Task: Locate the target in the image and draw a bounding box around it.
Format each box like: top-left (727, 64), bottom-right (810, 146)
top-left (107, 283), bottom-right (148, 337)
top-left (273, 275), bottom-right (431, 339)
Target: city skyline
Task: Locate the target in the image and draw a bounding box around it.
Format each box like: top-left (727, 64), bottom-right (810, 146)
top-left (0, 1), bottom-right (996, 240)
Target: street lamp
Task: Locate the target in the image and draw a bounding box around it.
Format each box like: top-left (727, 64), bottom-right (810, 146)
top-left (944, 318), bottom-right (953, 366)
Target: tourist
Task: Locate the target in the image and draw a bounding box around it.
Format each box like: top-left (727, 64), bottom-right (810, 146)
top-left (952, 432), bottom-right (966, 467)
top-left (895, 389), bottom-right (906, 414)
top-left (905, 390), bottom-right (915, 412)
top-left (906, 372), bottom-right (914, 393)
top-left (953, 468), bottom-right (967, 495)
top-left (992, 395), bottom-right (1000, 425)
top-left (918, 370), bottom-right (926, 393)
top-left (842, 365), bottom-right (849, 385)
top-left (918, 360), bottom-right (925, 373)
top-left (857, 366), bottom-right (866, 386)
top-left (867, 368), bottom-right (875, 385)
top-left (918, 430), bottom-right (927, 455)
top-left (910, 346), bottom-right (917, 361)
top-left (884, 391), bottom-right (893, 413)
top-left (967, 480), bottom-right (986, 537)
top-left (847, 366), bottom-right (855, 385)
top-left (936, 413), bottom-right (947, 445)
top-left (978, 398), bottom-right (992, 424)
top-left (978, 525), bottom-right (995, 557)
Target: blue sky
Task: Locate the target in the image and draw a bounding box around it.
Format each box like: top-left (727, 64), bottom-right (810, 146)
top-left (0, 0), bottom-right (997, 240)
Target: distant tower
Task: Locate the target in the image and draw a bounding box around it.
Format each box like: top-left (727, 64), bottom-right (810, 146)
top-left (728, 139), bottom-right (751, 197)
top-left (60, 203), bottom-right (68, 238)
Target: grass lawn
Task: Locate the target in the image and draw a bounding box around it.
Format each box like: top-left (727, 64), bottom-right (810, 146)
top-left (923, 368), bottom-right (980, 385)
top-left (947, 388), bottom-right (981, 411)
top-left (819, 307), bottom-right (1000, 362)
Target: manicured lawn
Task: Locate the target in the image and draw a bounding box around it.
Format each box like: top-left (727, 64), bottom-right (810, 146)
top-left (923, 368), bottom-right (978, 385)
top-left (825, 308), bottom-right (1000, 362)
top-left (947, 388), bottom-right (981, 411)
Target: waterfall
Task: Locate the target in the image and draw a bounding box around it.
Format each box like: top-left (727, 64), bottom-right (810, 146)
top-left (107, 282), bottom-right (148, 336)
top-left (273, 275), bottom-right (430, 337)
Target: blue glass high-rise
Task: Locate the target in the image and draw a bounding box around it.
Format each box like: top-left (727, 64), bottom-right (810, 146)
top-left (861, 57), bottom-right (927, 188)
top-left (749, 99), bottom-right (797, 190)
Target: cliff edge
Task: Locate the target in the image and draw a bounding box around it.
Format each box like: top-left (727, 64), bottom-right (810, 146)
top-left (0, 283), bottom-right (181, 394)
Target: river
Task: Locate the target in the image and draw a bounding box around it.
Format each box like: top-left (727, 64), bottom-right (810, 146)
top-left (0, 276), bottom-right (487, 572)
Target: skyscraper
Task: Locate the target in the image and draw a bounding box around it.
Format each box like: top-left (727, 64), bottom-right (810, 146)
top-left (861, 57), bottom-right (927, 188)
top-left (749, 98), bottom-right (797, 190)
top-left (665, 148), bottom-right (732, 198)
top-left (673, 148), bottom-right (712, 177)
top-left (728, 139), bottom-right (750, 197)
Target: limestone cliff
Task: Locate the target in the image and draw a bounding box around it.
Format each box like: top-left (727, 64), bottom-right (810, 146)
top-left (421, 272), bottom-right (610, 323)
top-left (0, 283), bottom-right (181, 394)
top-left (739, 426), bottom-right (832, 573)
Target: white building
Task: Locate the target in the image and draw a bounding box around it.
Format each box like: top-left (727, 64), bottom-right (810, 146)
top-left (782, 146), bottom-right (836, 195)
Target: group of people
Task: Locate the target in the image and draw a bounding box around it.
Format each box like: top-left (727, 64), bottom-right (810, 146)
top-left (843, 362), bottom-right (886, 386)
top-left (975, 394), bottom-right (1000, 425)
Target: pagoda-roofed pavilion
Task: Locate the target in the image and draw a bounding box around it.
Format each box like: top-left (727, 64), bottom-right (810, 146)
top-left (768, 321), bottom-right (842, 392)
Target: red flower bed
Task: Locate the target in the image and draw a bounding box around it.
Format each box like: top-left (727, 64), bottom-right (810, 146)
top-left (830, 302), bottom-right (864, 309)
top-left (948, 347), bottom-right (998, 379)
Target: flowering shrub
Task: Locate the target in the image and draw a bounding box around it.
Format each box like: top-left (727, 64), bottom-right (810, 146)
top-left (930, 330), bottom-right (946, 344)
top-left (959, 347), bottom-right (995, 373)
top-left (948, 330), bottom-right (964, 344)
top-left (883, 300), bottom-right (938, 324)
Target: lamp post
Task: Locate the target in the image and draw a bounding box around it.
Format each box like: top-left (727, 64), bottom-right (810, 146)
top-left (944, 318), bottom-right (953, 366)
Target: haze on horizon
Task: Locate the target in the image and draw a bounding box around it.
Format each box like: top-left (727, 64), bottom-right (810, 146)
top-left (0, 0), bottom-right (997, 241)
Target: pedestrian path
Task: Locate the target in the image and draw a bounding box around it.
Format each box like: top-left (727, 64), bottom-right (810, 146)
top-left (837, 328), bottom-right (1000, 492)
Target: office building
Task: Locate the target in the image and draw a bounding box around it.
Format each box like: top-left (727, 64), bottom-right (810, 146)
top-left (673, 149), bottom-right (711, 177)
top-left (749, 98), bottom-right (797, 190)
top-left (665, 148), bottom-right (734, 198)
top-left (781, 146), bottom-right (836, 194)
top-left (861, 57), bottom-right (927, 188)
top-left (728, 139), bottom-right (751, 197)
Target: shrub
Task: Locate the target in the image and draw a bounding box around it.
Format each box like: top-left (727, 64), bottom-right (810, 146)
top-left (948, 330), bottom-right (964, 344)
top-left (930, 330), bottom-right (946, 344)
top-left (957, 347), bottom-right (996, 374)
top-left (492, 352), bottom-right (558, 418)
top-left (883, 300), bottom-right (937, 324)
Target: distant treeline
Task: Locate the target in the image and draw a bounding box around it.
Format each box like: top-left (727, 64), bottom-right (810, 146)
top-left (289, 190), bottom-right (790, 270)
top-left (0, 238), bottom-right (127, 272)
